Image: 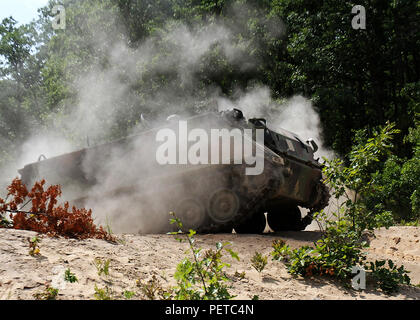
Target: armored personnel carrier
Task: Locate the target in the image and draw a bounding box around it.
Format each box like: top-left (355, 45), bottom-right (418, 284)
top-left (18, 109), bottom-right (329, 233)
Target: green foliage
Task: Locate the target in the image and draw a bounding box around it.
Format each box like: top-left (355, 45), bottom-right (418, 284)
top-left (0, 215), bottom-right (10, 227)
top-left (94, 285), bottom-right (113, 300)
top-left (272, 222), bottom-right (412, 294)
top-left (233, 271), bottom-right (245, 280)
top-left (0, 17), bottom-right (43, 167)
top-left (168, 212), bottom-right (238, 300)
top-left (324, 118), bottom-right (420, 225)
top-left (105, 216), bottom-right (113, 236)
top-left (272, 221), bottom-right (367, 281)
top-left (271, 239), bottom-right (289, 262)
top-left (310, 222), bottom-right (367, 280)
top-left (270, 0), bottom-right (418, 157)
top-left (0, 17), bottom-right (35, 81)
top-left (369, 155), bottom-right (420, 222)
top-left (64, 268), bottom-right (78, 283)
top-left (367, 260), bottom-right (411, 295)
top-left (94, 258), bottom-right (110, 276)
top-left (323, 122), bottom-right (400, 234)
top-left (136, 275), bottom-right (171, 300)
top-left (361, 116), bottom-right (420, 222)
top-left (34, 286), bottom-right (59, 300)
top-left (123, 290), bottom-right (135, 299)
top-left (250, 251), bottom-right (267, 273)
top-left (399, 219), bottom-right (419, 227)
top-left (272, 125), bottom-right (414, 293)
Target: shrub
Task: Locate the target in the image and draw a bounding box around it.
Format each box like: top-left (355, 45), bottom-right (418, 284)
top-left (271, 239), bottom-right (290, 262)
top-left (367, 260), bottom-right (411, 294)
top-left (272, 221), bottom-right (367, 281)
top-left (123, 290), bottom-right (135, 299)
top-left (64, 268), bottom-right (78, 283)
top-left (94, 285), bottom-right (113, 300)
top-left (233, 271), bottom-right (246, 280)
top-left (0, 178), bottom-right (115, 241)
top-left (271, 225), bottom-right (412, 294)
top-left (168, 212), bottom-right (239, 300)
top-left (250, 251), bottom-right (268, 273)
top-left (34, 286), bottom-right (59, 300)
top-left (324, 119), bottom-right (420, 226)
top-left (137, 274), bottom-right (171, 300)
top-left (94, 258), bottom-right (110, 276)
top-left (322, 122), bottom-right (399, 234)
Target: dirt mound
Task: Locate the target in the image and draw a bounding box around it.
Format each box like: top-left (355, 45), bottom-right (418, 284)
top-left (0, 227), bottom-right (419, 300)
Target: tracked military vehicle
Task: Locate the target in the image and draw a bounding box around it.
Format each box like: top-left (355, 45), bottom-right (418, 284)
top-left (18, 109), bottom-right (329, 233)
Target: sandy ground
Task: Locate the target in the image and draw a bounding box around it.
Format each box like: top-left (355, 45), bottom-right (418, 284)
top-left (0, 226), bottom-right (419, 300)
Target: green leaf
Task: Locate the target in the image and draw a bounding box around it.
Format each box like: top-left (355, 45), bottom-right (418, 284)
top-left (226, 248), bottom-right (240, 261)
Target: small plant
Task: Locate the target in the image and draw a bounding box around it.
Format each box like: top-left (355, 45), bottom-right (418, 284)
top-left (233, 271), bottom-right (246, 280)
top-left (251, 251), bottom-right (267, 273)
top-left (116, 235), bottom-right (127, 245)
top-left (94, 285), bottom-right (113, 300)
top-left (137, 275), bottom-right (171, 300)
top-left (33, 285), bottom-right (59, 300)
top-left (105, 216), bottom-right (113, 236)
top-left (399, 219), bottom-right (419, 227)
top-left (367, 260), bottom-right (411, 294)
top-left (168, 212), bottom-right (239, 300)
top-left (123, 290), bottom-right (135, 299)
top-left (28, 236), bottom-right (41, 256)
top-left (0, 215), bottom-right (11, 227)
top-left (64, 268), bottom-right (78, 283)
top-left (271, 239), bottom-right (290, 262)
top-left (94, 258), bottom-right (110, 276)
top-left (272, 220), bottom-right (367, 281)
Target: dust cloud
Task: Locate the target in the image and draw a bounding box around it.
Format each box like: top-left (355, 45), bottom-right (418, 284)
top-left (3, 2), bottom-right (334, 233)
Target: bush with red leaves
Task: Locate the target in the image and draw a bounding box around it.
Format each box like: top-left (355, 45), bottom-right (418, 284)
top-left (0, 178), bottom-right (115, 241)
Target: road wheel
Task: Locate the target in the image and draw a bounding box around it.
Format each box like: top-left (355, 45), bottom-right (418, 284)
top-left (175, 198), bottom-right (207, 231)
top-left (267, 205), bottom-right (303, 231)
top-left (207, 188), bottom-right (240, 224)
